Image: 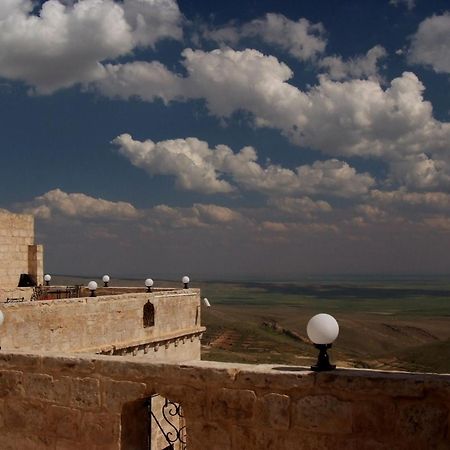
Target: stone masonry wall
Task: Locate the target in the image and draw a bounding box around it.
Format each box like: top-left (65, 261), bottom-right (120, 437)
top-left (0, 352), bottom-right (448, 450)
top-left (0, 290), bottom-right (204, 355)
top-left (0, 210), bottom-right (43, 288)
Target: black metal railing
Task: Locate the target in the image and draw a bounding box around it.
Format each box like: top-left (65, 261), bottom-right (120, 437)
top-left (30, 285), bottom-right (81, 301)
top-left (146, 395), bottom-right (187, 450)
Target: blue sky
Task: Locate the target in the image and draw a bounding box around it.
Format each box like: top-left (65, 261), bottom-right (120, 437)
top-left (1, 0), bottom-right (450, 279)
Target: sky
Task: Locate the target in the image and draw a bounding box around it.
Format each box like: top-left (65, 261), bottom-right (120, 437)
top-left (1, 0), bottom-right (450, 280)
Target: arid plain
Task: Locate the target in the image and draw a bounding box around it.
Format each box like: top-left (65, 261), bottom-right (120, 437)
top-left (56, 276), bottom-right (450, 373)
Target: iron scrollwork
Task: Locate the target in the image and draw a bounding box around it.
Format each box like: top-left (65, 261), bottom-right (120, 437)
top-left (147, 395), bottom-right (187, 449)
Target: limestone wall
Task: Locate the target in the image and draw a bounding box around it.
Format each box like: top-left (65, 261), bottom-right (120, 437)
top-left (0, 290), bottom-right (204, 355)
top-left (0, 211), bottom-right (43, 288)
top-left (0, 352), bottom-right (448, 449)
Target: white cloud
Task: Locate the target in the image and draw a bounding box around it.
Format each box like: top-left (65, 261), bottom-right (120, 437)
top-left (0, 0), bottom-right (182, 93)
top-left (203, 13), bottom-right (327, 61)
top-left (319, 45), bottom-right (387, 81)
top-left (98, 61), bottom-right (183, 103)
top-left (22, 188), bottom-right (141, 220)
top-left (268, 197), bottom-right (332, 217)
top-left (408, 13), bottom-right (450, 74)
top-left (149, 203), bottom-right (243, 229)
top-left (112, 134), bottom-right (235, 194)
top-left (390, 0), bottom-right (416, 10)
top-left (388, 153), bottom-right (450, 190)
top-left (113, 134), bottom-right (375, 197)
top-left (371, 189), bottom-right (450, 211)
top-left (101, 49), bottom-right (450, 165)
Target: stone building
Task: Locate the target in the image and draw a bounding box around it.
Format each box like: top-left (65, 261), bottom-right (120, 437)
top-left (0, 209), bottom-right (448, 449)
top-left (0, 210), bottom-right (43, 299)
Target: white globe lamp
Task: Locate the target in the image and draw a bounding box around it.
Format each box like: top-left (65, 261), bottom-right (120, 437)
top-left (44, 274), bottom-right (51, 286)
top-left (102, 275), bottom-right (110, 287)
top-left (145, 278), bottom-right (154, 292)
top-left (182, 276), bottom-right (190, 289)
top-left (306, 313), bottom-right (339, 371)
top-left (88, 281), bottom-right (98, 297)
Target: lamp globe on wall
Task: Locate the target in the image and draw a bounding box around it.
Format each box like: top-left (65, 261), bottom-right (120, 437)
top-left (306, 313), bottom-right (339, 372)
top-left (44, 274), bottom-right (51, 286)
top-left (145, 278), bottom-right (154, 293)
top-left (88, 281), bottom-right (98, 297)
top-left (182, 275), bottom-right (190, 289)
top-left (102, 275), bottom-right (110, 287)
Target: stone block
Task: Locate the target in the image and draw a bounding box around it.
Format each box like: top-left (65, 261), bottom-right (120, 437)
top-left (4, 399), bottom-right (47, 434)
top-left (212, 388), bottom-right (257, 422)
top-left (352, 397), bottom-right (396, 435)
top-left (256, 393), bottom-right (290, 430)
top-left (23, 372), bottom-right (71, 405)
top-left (0, 433), bottom-right (53, 450)
top-left (188, 422), bottom-right (232, 450)
top-left (101, 379), bottom-right (147, 411)
top-left (81, 412), bottom-right (121, 446)
top-left (396, 401), bottom-right (448, 445)
top-left (70, 377), bottom-right (101, 409)
top-left (315, 371), bottom-right (425, 398)
top-left (48, 405), bottom-right (82, 439)
top-left (235, 369), bottom-right (314, 390)
top-left (292, 395), bottom-right (352, 433)
top-left (0, 370), bottom-right (24, 397)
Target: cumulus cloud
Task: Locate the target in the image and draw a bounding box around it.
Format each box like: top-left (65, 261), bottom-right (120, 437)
top-left (150, 203), bottom-right (243, 229)
top-left (100, 49), bottom-right (450, 165)
top-left (22, 189), bottom-right (141, 220)
top-left (408, 13), bottom-right (450, 74)
top-left (0, 0), bottom-right (182, 93)
top-left (388, 153), bottom-right (450, 190)
top-left (319, 45), bottom-right (387, 81)
top-left (203, 13), bottom-right (326, 61)
top-left (267, 197), bottom-right (332, 217)
top-left (112, 134), bottom-right (235, 194)
top-left (113, 134), bottom-right (375, 197)
top-left (98, 61), bottom-right (183, 103)
top-left (371, 189), bottom-right (450, 212)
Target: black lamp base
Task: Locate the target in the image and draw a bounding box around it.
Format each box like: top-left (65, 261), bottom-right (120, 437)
top-left (311, 344), bottom-right (336, 372)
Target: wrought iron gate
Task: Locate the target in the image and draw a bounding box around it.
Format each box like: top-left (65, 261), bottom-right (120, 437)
top-left (146, 395), bottom-right (187, 450)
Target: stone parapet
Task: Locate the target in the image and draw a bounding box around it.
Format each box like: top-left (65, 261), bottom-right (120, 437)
top-left (0, 289), bottom-right (203, 356)
top-left (0, 352), bottom-right (448, 449)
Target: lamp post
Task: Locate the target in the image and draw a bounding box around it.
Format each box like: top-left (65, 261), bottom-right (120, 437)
top-left (182, 276), bottom-right (190, 289)
top-left (306, 313), bottom-right (339, 372)
top-left (88, 281), bottom-right (98, 297)
top-left (102, 275), bottom-right (110, 287)
top-left (145, 278), bottom-right (154, 293)
top-left (44, 274), bottom-right (51, 286)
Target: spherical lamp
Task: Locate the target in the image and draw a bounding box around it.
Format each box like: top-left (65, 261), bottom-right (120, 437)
top-left (44, 274), bottom-right (51, 286)
top-left (145, 278), bottom-right (154, 293)
top-left (88, 281), bottom-right (98, 297)
top-left (102, 275), bottom-right (110, 287)
top-left (182, 275), bottom-right (190, 289)
top-left (306, 313), bottom-right (339, 372)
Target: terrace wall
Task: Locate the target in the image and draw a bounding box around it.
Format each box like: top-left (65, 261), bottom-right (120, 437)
top-left (0, 290), bottom-right (203, 358)
top-left (0, 210), bottom-right (43, 288)
top-left (0, 352), bottom-right (448, 449)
